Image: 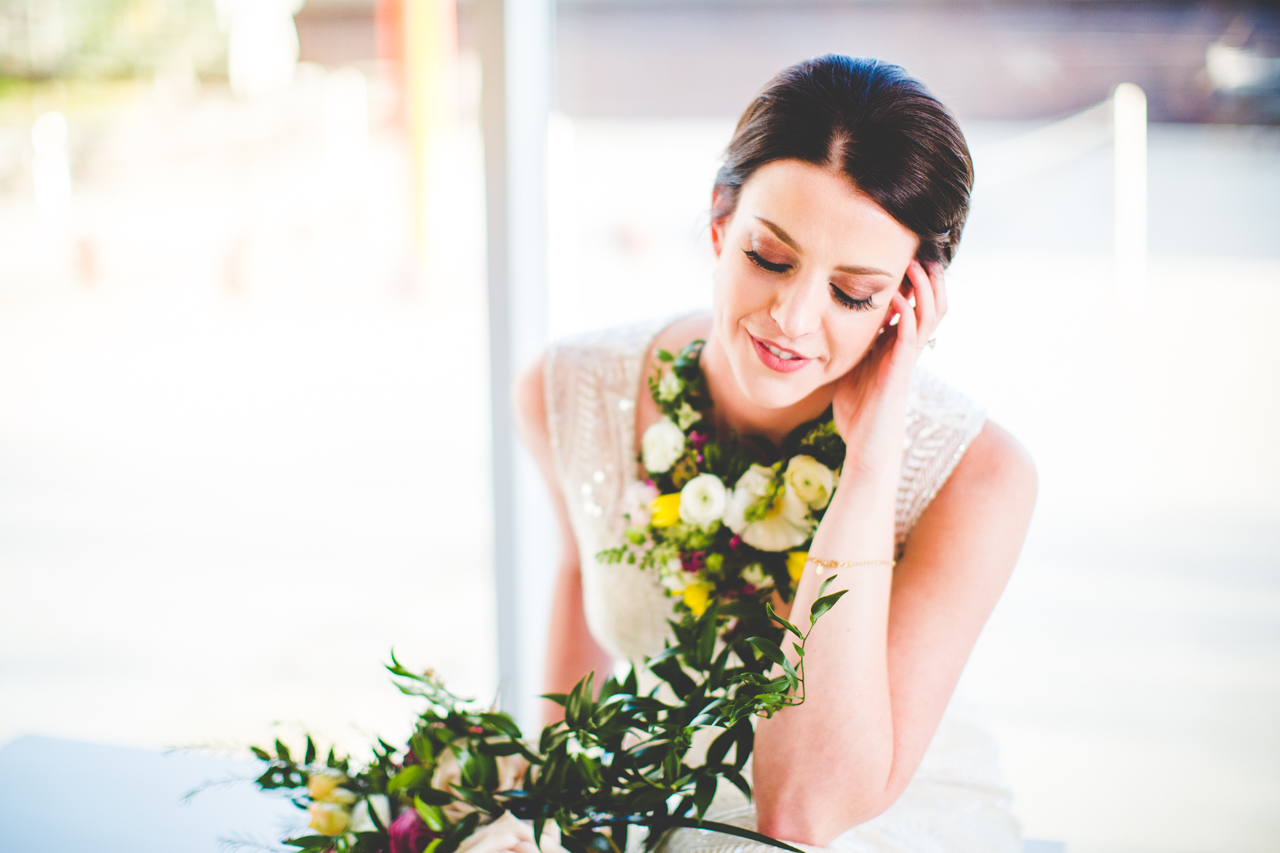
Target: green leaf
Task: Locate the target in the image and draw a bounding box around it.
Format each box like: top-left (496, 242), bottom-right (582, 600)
top-left (809, 589), bottom-right (848, 623)
top-left (744, 637), bottom-right (786, 668)
top-left (415, 787), bottom-right (454, 806)
top-left (387, 764), bottom-right (429, 794)
top-left (479, 712), bottom-right (524, 740)
top-left (410, 733), bottom-right (434, 763)
top-left (304, 736), bottom-right (317, 765)
top-left (284, 836), bottom-right (331, 848)
top-left (275, 739), bottom-right (292, 763)
top-left (765, 602), bottom-right (803, 640)
top-left (415, 796), bottom-right (447, 833)
top-left (250, 746), bottom-right (271, 761)
top-left (693, 775), bottom-right (717, 820)
top-left (649, 656), bottom-right (694, 699)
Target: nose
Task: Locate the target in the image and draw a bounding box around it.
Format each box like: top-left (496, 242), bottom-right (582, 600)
top-left (769, 272), bottom-right (827, 340)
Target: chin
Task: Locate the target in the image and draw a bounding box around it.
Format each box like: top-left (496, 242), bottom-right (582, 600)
top-left (732, 348), bottom-right (825, 410)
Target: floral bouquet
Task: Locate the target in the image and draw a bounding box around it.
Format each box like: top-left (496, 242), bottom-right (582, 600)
top-left (239, 340), bottom-right (852, 853)
top-left (243, 577), bottom-right (846, 853)
top-left (600, 341), bottom-right (847, 635)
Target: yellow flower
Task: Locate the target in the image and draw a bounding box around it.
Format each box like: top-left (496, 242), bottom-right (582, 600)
top-left (307, 768), bottom-right (348, 803)
top-left (308, 801), bottom-right (351, 836)
top-left (683, 581), bottom-right (714, 617)
top-left (787, 551), bottom-right (808, 584)
top-left (650, 494), bottom-right (682, 528)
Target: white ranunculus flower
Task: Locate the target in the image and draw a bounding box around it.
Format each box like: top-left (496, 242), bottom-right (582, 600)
top-left (740, 562), bottom-right (773, 589)
top-left (642, 417), bottom-right (685, 474)
top-left (622, 480), bottom-right (660, 527)
top-left (657, 370), bottom-right (683, 402)
top-left (659, 556), bottom-right (689, 593)
top-left (350, 795), bottom-right (391, 833)
top-left (786, 455), bottom-right (835, 510)
top-left (679, 473), bottom-right (726, 528)
top-left (456, 811), bottom-right (568, 853)
top-left (723, 464), bottom-right (774, 534)
top-left (724, 464), bottom-right (814, 551)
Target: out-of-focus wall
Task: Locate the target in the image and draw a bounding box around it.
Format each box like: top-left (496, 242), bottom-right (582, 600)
top-left (553, 0), bottom-right (1280, 123)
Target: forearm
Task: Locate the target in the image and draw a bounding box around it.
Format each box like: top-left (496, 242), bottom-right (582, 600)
top-left (753, 454), bottom-right (899, 842)
top-left (542, 560), bottom-right (613, 726)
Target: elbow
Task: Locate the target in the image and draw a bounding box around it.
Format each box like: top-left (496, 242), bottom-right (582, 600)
top-left (755, 774), bottom-right (899, 847)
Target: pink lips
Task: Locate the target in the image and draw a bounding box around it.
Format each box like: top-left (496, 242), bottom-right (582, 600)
top-left (750, 334), bottom-right (811, 373)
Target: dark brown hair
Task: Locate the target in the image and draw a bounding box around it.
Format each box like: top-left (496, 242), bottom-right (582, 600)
top-left (713, 55), bottom-right (974, 266)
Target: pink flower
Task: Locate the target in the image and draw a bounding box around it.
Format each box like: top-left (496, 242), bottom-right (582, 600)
top-left (390, 810), bottom-right (436, 853)
top-left (680, 551), bottom-right (706, 572)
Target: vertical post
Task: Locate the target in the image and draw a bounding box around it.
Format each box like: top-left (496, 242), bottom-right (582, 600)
top-left (478, 0), bottom-right (555, 731)
top-left (1113, 82), bottom-right (1147, 309)
top-left (404, 0), bottom-right (457, 259)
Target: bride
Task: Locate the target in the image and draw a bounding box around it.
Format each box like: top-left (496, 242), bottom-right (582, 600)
top-left (514, 55), bottom-right (1037, 853)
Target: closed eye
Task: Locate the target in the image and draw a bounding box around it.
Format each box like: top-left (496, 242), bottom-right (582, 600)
top-left (744, 249), bottom-right (791, 274)
top-left (830, 284), bottom-right (875, 312)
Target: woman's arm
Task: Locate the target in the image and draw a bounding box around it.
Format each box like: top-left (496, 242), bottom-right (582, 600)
top-left (752, 265), bottom-right (1037, 844)
top-left (512, 356), bottom-right (614, 726)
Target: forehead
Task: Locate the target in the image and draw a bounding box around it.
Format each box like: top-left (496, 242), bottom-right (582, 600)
top-left (733, 159), bottom-right (918, 262)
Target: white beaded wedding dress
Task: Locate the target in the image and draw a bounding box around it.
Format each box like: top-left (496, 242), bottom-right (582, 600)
top-left (543, 318), bottom-right (1022, 853)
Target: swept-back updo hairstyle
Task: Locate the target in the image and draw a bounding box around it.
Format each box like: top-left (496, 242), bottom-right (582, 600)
top-left (712, 55), bottom-right (974, 266)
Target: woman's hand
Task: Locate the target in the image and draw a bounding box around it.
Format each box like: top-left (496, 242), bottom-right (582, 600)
top-left (455, 812), bottom-right (567, 853)
top-left (831, 260), bottom-right (947, 478)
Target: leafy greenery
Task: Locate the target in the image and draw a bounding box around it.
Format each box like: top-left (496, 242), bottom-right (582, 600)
top-left (248, 580), bottom-right (845, 853)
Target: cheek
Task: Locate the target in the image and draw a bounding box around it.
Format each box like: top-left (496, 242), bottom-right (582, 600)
top-left (827, 310), bottom-right (888, 369)
top-left (713, 258), bottom-right (767, 319)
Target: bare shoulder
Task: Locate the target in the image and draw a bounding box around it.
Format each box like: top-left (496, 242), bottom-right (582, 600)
top-left (948, 420), bottom-right (1038, 510)
top-left (651, 313), bottom-right (712, 358)
top-left (513, 354), bottom-right (551, 455)
top-left (906, 418), bottom-right (1037, 584)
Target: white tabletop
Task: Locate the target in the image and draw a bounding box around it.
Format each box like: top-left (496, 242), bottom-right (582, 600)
top-left (0, 735), bottom-right (303, 853)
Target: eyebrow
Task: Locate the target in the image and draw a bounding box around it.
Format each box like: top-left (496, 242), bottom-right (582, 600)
top-left (755, 216), bottom-right (896, 278)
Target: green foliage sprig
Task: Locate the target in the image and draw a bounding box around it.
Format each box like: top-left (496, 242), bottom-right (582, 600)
top-left (245, 580), bottom-right (845, 853)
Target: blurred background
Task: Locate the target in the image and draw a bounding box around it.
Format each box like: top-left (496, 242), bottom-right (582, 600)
top-left (0, 2), bottom-right (1277, 853)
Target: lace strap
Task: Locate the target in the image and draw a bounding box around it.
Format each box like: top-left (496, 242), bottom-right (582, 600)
top-left (895, 369), bottom-right (987, 545)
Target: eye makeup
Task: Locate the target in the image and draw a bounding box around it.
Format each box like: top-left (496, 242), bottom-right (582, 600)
top-left (829, 284), bottom-right (876, 312)
top-left (743, 248), bottom-right (791, 273)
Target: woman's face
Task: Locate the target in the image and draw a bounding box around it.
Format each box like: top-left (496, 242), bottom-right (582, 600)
top-left (710, 158), bottom-right (920, 411)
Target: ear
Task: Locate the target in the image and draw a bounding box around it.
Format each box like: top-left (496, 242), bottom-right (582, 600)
top-left (710, 189), bottom-right (727, 258)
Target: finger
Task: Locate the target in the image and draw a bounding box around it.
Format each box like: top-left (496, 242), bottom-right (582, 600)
top-left (926, 260), bottom-right (947, 320)
top-left (889, 290), bottom-right (917, 351)
top-left (470, 833), bottom-right (523, 853)
top-left (905, 261), bottom-right (937, 338)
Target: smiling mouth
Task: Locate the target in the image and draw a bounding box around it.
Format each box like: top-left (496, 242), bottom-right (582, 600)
top-left (763, 341), bottom-right (802, 360)
top-left (750, 334), bottom-right (811, 373)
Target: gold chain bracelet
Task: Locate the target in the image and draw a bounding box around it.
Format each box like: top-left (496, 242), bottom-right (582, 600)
top-left (805, 556), bottom-right (896, 574)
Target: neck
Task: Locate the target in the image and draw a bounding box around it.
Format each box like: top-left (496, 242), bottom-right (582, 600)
top-left (701, 330), bottom-right (835, 448)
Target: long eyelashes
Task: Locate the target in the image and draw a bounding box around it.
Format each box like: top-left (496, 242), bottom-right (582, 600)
top-left (743, 249), bottom-right (790, 273)
top-left (829, 284), bottom-right (876, 312)
top-left (744, 248), bottom-right (876, 312)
